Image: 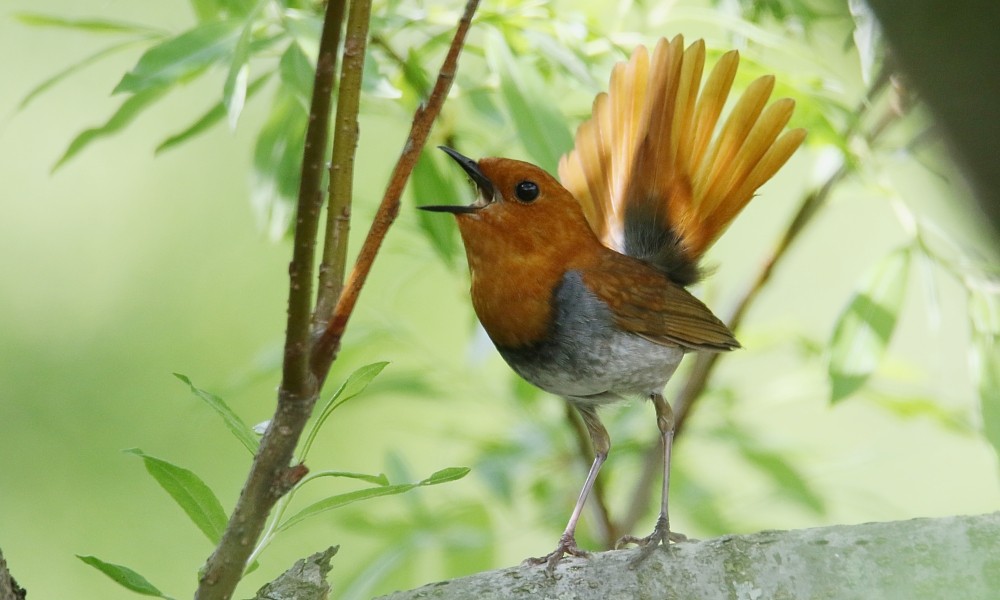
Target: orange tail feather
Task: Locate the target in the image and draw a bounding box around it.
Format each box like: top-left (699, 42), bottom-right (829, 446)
top-left (558, 35), bottom-right (805, 281)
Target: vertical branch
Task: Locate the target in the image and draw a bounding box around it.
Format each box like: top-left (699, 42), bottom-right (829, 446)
top-left (313, 0), bottom-right (374, 326)
top-left (196, 1), bottom-right (480, 597)
top-left (194, 1), bottom-right (347, 598)
top-left (311, 0), bottom-right (481, 372)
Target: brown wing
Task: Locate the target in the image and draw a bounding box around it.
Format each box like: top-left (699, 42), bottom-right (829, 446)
top-left (580, 252), bottom-right (739, 352)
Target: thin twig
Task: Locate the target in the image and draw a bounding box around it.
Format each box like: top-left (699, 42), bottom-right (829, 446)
top-left (311, 0), bottom-right (480, 372)
top-left (313, 0), bottom-right (374, 327)
top-left (194, 1), bottom-right (347, 598)
top-left (619, 74), bottom-right (899, 535)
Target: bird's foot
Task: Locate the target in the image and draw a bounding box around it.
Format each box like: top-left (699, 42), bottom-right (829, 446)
top-left (615, 516), bottom-right (688, 567)
top-left (523, 532), bottom-right (591, 574)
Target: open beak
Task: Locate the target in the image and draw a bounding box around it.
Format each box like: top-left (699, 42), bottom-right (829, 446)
top-left (419, 146), bottom-right (495, 214)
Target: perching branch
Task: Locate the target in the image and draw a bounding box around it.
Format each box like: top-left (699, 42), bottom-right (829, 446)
top-left (311, 0), bottom-right (481, 371)
top-left (376, 512), bottom-right (1000, 600)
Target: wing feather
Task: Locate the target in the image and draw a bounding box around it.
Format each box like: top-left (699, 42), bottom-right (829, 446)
top-left (558, 36), bottom-right (805, 278)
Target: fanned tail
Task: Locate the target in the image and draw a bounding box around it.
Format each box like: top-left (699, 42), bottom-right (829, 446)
top-left (558, 35), bottom-right (806, 285)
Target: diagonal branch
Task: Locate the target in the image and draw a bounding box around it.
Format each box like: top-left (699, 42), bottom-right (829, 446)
top-left (311, 0), bottom-right (481, 373)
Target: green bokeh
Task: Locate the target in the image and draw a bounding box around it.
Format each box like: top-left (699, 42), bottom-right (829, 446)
top-left (1, 1), bottom-right (997, 599)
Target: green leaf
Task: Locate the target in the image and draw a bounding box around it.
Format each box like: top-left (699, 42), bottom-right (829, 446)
top-left (114, 20), bottom-right (242, 95)
top-left (423, 466), bottom-right (471, 484)
top-left (969, 286), bottom-right (1000, 464)
top-left (279, 41), bottom-right (315, 108)
top-left (16, 13), bottom-right (166, 36)
top-left (412, 150), bottom-right (459, 266)
top-left (251, 86), bottom-right (307, 239)
top-left (53, 85), bottom-right (169, 171)
top-left (277, 466), bottom-right (470, 532)
top-left (743, 448), bottom-right (825, 514)
top-left (77, 556), bottom-right (173, 598)
top-left (974, 335), bottom-right (1000, 466)
top-left (19, 40), bottom-right (150, 111)
top-left (302, 470), bottom-right (391, 487)
top-left (191, 0), bottom-right (257, 21)
top-left (485, 29), bottom-right (573, 173)
top-left (299, 362), bottom-right (389, 460)
top-left (125, 449), bottom-right (228, 544)
top-left (173, 373), bottom-right (259, 454)
top-left (829, 248), bottom-right (911, 402)
top-left (156, 73), bottom-right (271, 154)
top-left (223, 22), bottom-right (254, 129)
top-left (189, 0), bottom-right (223, 22)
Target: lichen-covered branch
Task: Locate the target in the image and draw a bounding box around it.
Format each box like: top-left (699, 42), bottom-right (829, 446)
top-left (376, 512), bottom-right (1000, 600)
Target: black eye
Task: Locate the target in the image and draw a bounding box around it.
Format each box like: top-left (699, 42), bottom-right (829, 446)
top-left (514, 180), bottom-right (540, 202)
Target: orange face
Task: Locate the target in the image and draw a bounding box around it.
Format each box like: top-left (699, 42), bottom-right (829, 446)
top-left (421, 148), bottom-right (605, 347)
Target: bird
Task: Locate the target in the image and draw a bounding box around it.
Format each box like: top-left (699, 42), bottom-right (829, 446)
top-left (420, 35), bottom-right (805, 571)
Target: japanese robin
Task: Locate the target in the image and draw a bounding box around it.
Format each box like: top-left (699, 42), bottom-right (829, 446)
top-left (421, 35), bottom-right (805, 570)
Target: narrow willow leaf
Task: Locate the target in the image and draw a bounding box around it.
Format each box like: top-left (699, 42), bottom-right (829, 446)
top-left (251, 87), bottom-right (307, 239)
top-left (829, 248), bottom-right (911, 402)
top-left (423, 466), bottom-right (471, 485)
top-left (974, 334), bottom-right (1000, 465)
top-left (125, 449), bottom-right (228, 544)
top-left (16, 13), bottom-right (166, 36)
top-left (189, 0), bottom-right (223, 22)
top-left (156, 73), bottom-right (271, 154)
top-left (277, 466), bottom-right (469, 532)
top-left (413, 150), bottom-right (459, 266)
top-left (114, 20), bottom-right (242, 95)
top-left (19, 40), bottom-right (149, 111)
top-left (743, 448), bottom-right (825, 514)
top-left (301, 470), bottom-right (391, 487)
top-left (279, 41), bottom-right (315, 108)
top-left (53, 86), bottom-right (169, 171)
top-left (300, 362), bottom-right (389, 460)
top-left (969, 286), bottom-right (1000, 464)
top-left (485, 29), bottom-right (573, 174)
top-left (173, 373), bottom-right (258, 454)
top-left (278, 483), bottom-right (419, 532)
top-left (219, 0), bottom-right (257, 18)
top-left (223, 22), bottom-right (253, 129)
top-left (77, 556), bottom-right (173, 598)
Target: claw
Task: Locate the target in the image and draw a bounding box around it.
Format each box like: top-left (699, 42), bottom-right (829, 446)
top-left (523, 533), bottom-right (591, 574)
top-left (615, 516), bottom-right (689, 567)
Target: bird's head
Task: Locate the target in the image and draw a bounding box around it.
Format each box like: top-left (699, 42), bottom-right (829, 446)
top-left (421, 147), bottom-right (598, 266)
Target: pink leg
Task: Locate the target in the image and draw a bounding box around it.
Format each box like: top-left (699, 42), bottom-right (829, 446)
top-left (617, 393), bottom-right (686, 563)
top-left (525, 405), bottom-right (610, 573)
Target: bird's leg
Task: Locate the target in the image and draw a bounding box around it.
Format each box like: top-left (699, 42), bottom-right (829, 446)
top-left (525, 404), bottom-right (609, 574)
top-left (617, 393), bottom-right (686, 564)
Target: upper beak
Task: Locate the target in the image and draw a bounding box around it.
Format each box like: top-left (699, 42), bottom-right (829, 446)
top-left (419, 146), bottom-right (496, 214)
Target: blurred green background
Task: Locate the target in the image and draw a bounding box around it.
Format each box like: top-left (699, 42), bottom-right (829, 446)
top-left (1, 0), bottom-right (997, 598)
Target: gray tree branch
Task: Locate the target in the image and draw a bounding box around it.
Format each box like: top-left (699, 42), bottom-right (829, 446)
top-left (375, 512), bottom-right (1000, 600)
